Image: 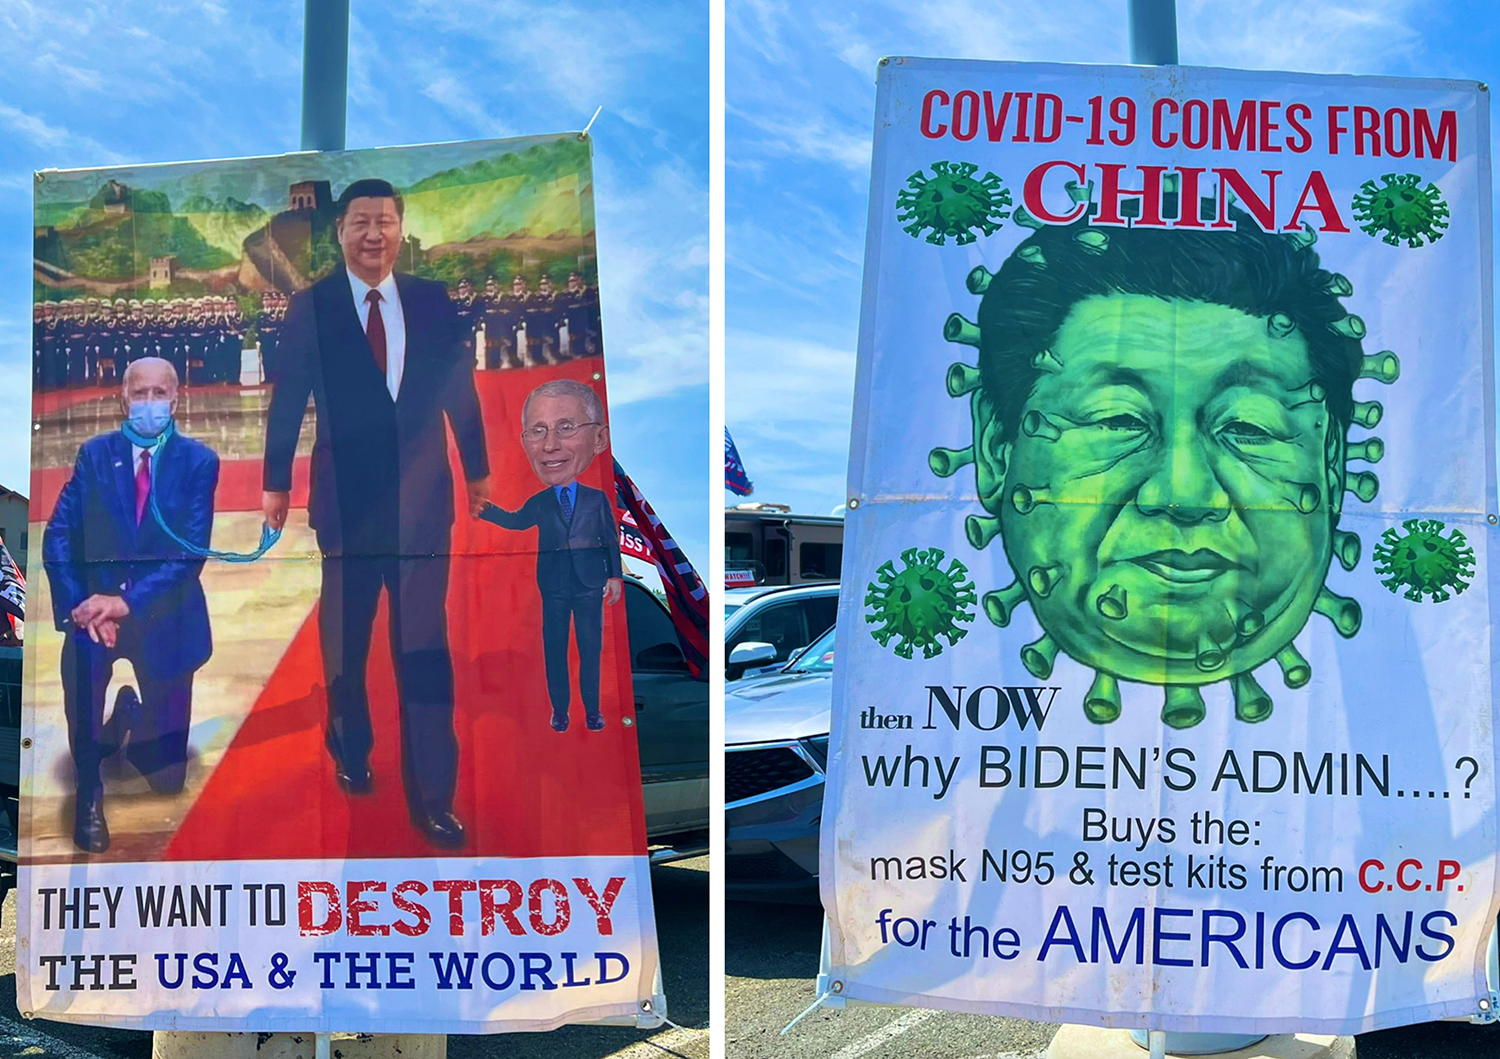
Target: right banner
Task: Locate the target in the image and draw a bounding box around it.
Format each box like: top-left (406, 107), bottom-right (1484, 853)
top-left (823, 59), bottom-right (1499, 1034)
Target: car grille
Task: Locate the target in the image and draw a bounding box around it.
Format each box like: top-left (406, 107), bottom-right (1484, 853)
top-left (727, 745), bottom-right (815, 804)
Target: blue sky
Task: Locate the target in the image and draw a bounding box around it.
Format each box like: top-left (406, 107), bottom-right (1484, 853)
top-left (725, 0), bottom-right (1499, 517)
top-left (0, 0), bottom-right (708, 571)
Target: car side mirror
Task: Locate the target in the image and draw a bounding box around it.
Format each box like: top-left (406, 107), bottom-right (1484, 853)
top-left (729, 641), bottom-right (777, 668)
top-left (636, 642), bottom-right (690, 672)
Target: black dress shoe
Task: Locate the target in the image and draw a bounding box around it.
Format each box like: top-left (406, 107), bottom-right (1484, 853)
top-left (101, 686), bottom-right (139, 758)
top-left (73, 789), bottom-right (110, 854)
top-left (334, 759), bottom-right (373, 795)
top-left (551, 711), bottom-right (569, 732)
top-left (585, 712), bottom-right (605, 731)
top-left (413, 809), bottom-right (466, 849)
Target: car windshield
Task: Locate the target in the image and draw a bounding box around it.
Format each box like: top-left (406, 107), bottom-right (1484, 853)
top-left (784, 625), bottom-right (835, 673)
top-left (725, 602), bottom-right (743, 618)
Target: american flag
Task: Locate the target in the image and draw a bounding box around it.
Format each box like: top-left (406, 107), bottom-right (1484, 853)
top-left (0, 536), bottom-right (24, 641)
top-left (613, 460), bottom-right (709, 679)
top-left (725, 428), bottom-right (753, 496)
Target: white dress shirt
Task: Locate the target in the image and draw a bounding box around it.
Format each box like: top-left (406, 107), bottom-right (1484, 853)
top-left (345, 269), bottom-right (407, 400)
top-left (132, 444), bottom-right (150, 479)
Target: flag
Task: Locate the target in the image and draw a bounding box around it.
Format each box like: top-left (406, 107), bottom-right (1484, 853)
top-left (0, 536), bottom-right (24, 641)
top-left (618, 510), bottom-right (653, 563)
top-left (614, 460), bottom-right (709, 679)
top-left (725, 428), bottom-right (753, 496)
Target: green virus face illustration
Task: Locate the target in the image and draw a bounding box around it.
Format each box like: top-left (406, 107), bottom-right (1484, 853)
top-left (866, 547), bottom-right (977, 659)
top-left (1352, 173), bottom-right (1449, 247)
top-left (896, 162), bottom-right (1011, 246)
top-left (1373, 519), bottom-right (1474, 602)
top-left (933, 209), bottom-right (1399, 728)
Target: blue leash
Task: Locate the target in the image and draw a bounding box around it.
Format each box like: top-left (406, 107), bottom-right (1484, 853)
top-left (122, 421), bottom-right (282, 563)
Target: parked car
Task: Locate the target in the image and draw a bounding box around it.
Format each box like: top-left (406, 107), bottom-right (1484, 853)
top-left (725, 623), bottom-right (835, 901)
top-left (724, 581), bottom-right (839, 681)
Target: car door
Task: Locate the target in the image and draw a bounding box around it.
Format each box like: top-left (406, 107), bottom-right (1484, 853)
top-left (624, 581), bottom-right (709, 838)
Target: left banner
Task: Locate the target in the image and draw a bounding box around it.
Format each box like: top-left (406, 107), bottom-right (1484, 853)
top-left (22, 133), bottom-right (661, 1032)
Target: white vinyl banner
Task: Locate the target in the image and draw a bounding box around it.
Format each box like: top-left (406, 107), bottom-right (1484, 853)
top-left (823, 59), bottom-right (1499, 1034)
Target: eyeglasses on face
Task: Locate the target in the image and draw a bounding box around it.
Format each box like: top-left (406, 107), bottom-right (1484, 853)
top-left (521, 420), bottom-right (600, 443)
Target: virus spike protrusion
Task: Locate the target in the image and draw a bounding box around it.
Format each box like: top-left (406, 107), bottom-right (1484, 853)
top-left (1289, 380), bottom-right (1326, 406)
top-left (1323, 272), bottom-right (1353, 297)
top-left (1195, 631), bottom-right (1228, 672)
top-left (1021, 634), bottom-right (1060, 680)
top-left (1065, 180), bottom-right (1094, 205)
top-left (1075, 230), bottom-right (1109, 254)
top-left (965, 514), bottom-right (1003, 550)
top-left (1315, 586), bottom-right (1362, 638)
top-left (1162, 685), bottom-right (1206, 730)
top-left (943, 313), bottom-right (982, 348)
top-left (982, 581), bottom-right (1026, 627)
top-left (1096, 584), bottom-right (1128, 621)
top-left (1346, 471), bottom-right (1379, 503)
top-left (1346, 438), bottom-right (1384, 463)
top-left (1011, 483), bottom-right (1052, 515)
top-left (966, 265), bottom-right (995, 295)
top-left (1231, 672), bottom-right (1274, 723)
top-left (1329, 314), bottom-right (1366, 340)
top-left (1028, 563), bottom-right (1062, 598)
top-left (1287, 224), bottom-right (1317, 250)
top-left (1030, 348), bottom-right (1064, 374)
top-left (1360, 351), bottom-right (1401, 384)
top-left (1019, 245), bottom-right (1047, 267)
top-left (1013, 205), bottom-right (1044, 229)
top-left (946, 362), bottom-right (981, 397)
top-left (1225, 598), bottom-right (1264, 637)
top-left (1267, 312), bottom-right (1297, 339)
top-left (928, 446), bottom-right (974, 477)
top-left (1084, 671), bottom-right (1121, 725)
top-left (1287, 483), bottom-right (1321, 514)
top-left (1275, 643), bottom-right (1312, 688)
top-left (1352, 400), bottom-right (1384, 428)
top-left (1333, 529), bottom-right (1362, 571)
top-left (1022, 410), bottom-right (1062, 441)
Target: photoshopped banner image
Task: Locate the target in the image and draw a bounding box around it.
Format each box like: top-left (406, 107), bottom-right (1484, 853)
top-left (23, 133), bottom-right (662, 1031)
top-left (823, 60), bottom-right (1499, 1034)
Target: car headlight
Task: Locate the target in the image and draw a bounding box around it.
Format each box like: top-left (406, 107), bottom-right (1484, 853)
top-left (801, 734), bottom-right (830, 769)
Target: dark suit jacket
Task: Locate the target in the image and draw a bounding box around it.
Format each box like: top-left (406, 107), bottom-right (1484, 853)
top-left (43, 431), bottom-right (219, 680)
top-left (483, 484), bottom-right (623, 593)
top-left (263, 268), bottom-right (489, 555)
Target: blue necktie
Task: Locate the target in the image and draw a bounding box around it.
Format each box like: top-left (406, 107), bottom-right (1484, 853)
top-left (558, 487), bottom-right (573, 523)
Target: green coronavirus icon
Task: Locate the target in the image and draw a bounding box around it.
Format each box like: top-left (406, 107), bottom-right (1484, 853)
top-left (896, 162), bottom-right (1011, 246)
top-left (1351, 173), bottom-right (1450, 247)
top-left (866, 547), bottom-right (977, 659)
top-left (932, 205), bottom-right (1399, 729)
top-left (1373, 519), bottom-right (1475, 602)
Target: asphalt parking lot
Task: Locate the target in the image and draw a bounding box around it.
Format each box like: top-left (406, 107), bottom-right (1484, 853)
top-left (0, 857), bottom-right (708, 1059)
top-left (726, 899), bottom-right (1500, 1059)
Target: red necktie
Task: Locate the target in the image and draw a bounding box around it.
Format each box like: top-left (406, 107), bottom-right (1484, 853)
top-left (135, 449), bottom-right (151, 525)
top-left (365, 289), bottom-right (387, 375)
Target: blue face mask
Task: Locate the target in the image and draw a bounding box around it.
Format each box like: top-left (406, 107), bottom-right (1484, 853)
top-left (126, 400), bottom-right (173, 440)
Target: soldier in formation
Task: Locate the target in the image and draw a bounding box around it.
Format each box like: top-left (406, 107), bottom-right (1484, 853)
top-left (32, 295), bottom-right (247, 390)
top-left (447, 271), bottom-right (602, 370)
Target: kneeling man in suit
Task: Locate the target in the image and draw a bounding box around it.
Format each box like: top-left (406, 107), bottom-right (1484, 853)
top-left (43, 357), bottom-right (219, 853)
top-left (480, 379), bottom-right (622, 732)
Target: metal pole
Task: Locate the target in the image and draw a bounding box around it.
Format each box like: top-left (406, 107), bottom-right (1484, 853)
top-left (301, 0), bottom-right (350, 151)
top-left (315, 1035), bottom-right (331, 1059)
top-left (1127, 0), bottom-right (1178, 65)
top-left (1120, 9), bottom-right (1261, 1055)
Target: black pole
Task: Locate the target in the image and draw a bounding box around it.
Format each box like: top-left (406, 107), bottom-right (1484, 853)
top-left (301, 0), bottom-right (350, 151)
top-left (1128, 0), bottom-right (1179, 65)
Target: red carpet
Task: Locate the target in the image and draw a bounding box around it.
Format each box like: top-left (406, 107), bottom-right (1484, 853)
top-left (162, 359), bottom-right (648, 861)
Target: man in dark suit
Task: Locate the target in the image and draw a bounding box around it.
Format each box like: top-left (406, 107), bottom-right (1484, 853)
top-left (261, 179), bottom-right (489, 850)
top-left (480, 379), bottom-right (622, 732)
top-left (43, 357), bottom-right (219, 853)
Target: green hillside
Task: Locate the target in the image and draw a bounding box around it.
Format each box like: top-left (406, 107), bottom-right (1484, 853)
top-left (36, 183), bottom-right (236, 279)
top-left (401, 139), bottom-right (594, 245)
top-left (179, 194), bottom-right (269, 256)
